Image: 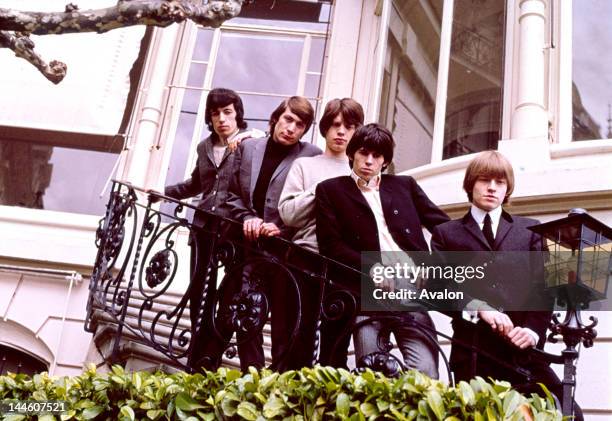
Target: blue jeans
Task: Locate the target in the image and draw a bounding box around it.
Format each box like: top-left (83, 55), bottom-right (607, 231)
top-left (354, 312), bottom-right (439, 379)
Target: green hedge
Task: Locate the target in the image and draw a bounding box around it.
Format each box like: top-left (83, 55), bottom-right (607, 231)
top-left (0, 365), bottom-right (560, 420)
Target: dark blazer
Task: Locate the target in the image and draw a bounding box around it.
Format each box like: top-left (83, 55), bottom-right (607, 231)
top-left (225, 137), bottom-right (321, 236)
top-left (165, 135), bottom-right (235, 223)
top-left (430, 210), bottom-right (551, 377)
top-left (315, 174), bottom-right (449, 272)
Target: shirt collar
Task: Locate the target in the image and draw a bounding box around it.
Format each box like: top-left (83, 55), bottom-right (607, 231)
top-left (470, 204), bottom-right (503, 225)
top-left (350, 170), bottom-right (380, 191)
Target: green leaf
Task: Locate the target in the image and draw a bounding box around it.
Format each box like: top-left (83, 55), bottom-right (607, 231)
top-left (458, 381), bottom-right (476, 406)
top-left (146, 409), bottom-right (166, 420)
top-left (236, 401), bottom-right (259, 420)
top-left (336, 392), bottom-right (350, 417)
top-left (502, 390), bottom-right (521, 415)
top-left (2, 415), bottom-right (26, 421)
top-left (225, 369), bottom-right (242, 383)
top-left (263, 394), bottom-right (286, 418)
top-left (175, 392), bottom-right (205, 412)
top-left (81, 405), bottom-right (104, 419)
top-left (359, 402), bottom-right (378, 417)
top-left (120, 405), bottom-right (135, 421)
top-left (426, 390), bottom-right (445, 420)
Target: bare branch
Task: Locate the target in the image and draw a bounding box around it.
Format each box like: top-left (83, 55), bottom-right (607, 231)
top-left (0, 0), bottom-right (247, 83)
top-left (0, 0), bottom-right (247, 35)
top-left (0, 30), bottom-right (67, 84)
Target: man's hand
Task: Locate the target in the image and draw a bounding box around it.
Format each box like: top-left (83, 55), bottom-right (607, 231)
top-left (259, 222), bottom-right (281, 237)
top-left (381, 277), bottom-right (395, 292)
top-left (146, 189), bottom-right (163, 204)
top-left (506, 326), bottom-right (537, 349)
top-left (243, 217), bottom-right (264, 241)
top-left (227, 129), bottom-right (266, 151)
top-left (478, 310), bottom-right (514, 335)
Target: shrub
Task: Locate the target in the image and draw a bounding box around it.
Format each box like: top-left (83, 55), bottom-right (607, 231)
top-left (0, 365), bottom-right (561, 420)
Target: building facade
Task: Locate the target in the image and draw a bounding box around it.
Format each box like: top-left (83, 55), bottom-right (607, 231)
top-left (0, 0), bottom-right (611, 417)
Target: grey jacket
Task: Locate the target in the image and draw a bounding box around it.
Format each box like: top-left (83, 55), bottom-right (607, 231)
top-left (164, 135), bottom-right (235, 222)
top-left (225, 137), bottom-right (321, 237)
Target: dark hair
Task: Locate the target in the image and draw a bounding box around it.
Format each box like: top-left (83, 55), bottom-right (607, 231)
top-left (346, 123), bottom-right (395, 171)
top-left (269, 96), bottom-right (315, 136)
top-left (204, 88), bottom-right (247, 134)
top-left (463, 150), bottom-right (515, 203)
top-left (318, 98), bottom-right (365, 137)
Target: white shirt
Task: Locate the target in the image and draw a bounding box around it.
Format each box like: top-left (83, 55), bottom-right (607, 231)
top-left (470, 204), bottom-right (502, 238)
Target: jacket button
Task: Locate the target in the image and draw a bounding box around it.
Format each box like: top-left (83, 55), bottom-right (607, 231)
top-left (393, 209), bottom-right (399, 214)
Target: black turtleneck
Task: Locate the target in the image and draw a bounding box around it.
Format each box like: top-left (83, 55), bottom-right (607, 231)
top-left (253, 138), bottom-right (295, 217)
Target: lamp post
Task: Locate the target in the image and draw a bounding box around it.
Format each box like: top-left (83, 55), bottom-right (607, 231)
top-left (529, 208), bottom-right (612, 417)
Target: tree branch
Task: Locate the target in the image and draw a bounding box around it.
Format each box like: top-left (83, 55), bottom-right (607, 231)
top-left (0, 30), bottom-right (67, 84)
top-left (0, 0), bottom-right (247, 35)
top-left (0, 0), bottom-right (248, 83)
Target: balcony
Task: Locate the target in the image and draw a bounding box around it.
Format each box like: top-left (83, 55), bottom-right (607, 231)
top-left (85, 180), bottom-right (584, 419)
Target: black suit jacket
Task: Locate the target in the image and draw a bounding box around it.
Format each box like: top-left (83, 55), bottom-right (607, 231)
top-left (430, 210), bottom-right (551, 375)
top-left (315, 174), bottom-right (449, 275)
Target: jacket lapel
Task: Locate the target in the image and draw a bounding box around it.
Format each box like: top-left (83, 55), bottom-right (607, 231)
top-left (204, 137), bottom-right (216, 167)
top-left (461, 212), bottom-right (492, 250)
top-left (341, 177), bottom-right (372, 211)
top-left (379, 176), bottom-right (394, 215)
top-left (249, 139), bottom-right (267, 196)
top-left (493, 210), bottom-right (514, 249)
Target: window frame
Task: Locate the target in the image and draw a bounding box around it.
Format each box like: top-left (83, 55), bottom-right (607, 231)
top-left (376, 0), bottom-right (511, 168)
top-left (164, 21), bottom-right (330, 186)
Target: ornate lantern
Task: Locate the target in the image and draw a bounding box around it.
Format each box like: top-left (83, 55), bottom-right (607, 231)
top-left (529, 208), bottom-right (612, 417)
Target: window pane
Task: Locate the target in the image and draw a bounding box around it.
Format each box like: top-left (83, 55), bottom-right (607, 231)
top-left (181, 89), bottom-right (202, 114)
top-left (443, 0), bottom-right (505, 159)
top-left (379, 0), bottom-right (442, 172)
top-left (186, 63), bottom-right (207, 88)
top-left (0, 140), bottom-right (116, 215)
top-left (305, 73), bottom-right (322, 98)
top-left (212, 32), bottom-right (304, 95)
top-left (308, 37), bottom-right (326, 73)
top-left (193, 29), bottom-right (214, 61)
top-left (572, 1), bottom-right (612, 141)
top-left (165, 112), bottom-right (198, 188)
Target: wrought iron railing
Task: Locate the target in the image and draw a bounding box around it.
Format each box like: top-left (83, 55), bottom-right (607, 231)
top-left (85, 179), bottom-right (582, 418)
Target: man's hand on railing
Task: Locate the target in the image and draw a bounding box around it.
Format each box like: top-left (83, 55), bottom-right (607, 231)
top-left (506, 326), bottom-right (537, 349)
top-left (477, 310), bottom-right (514, 335)
top-left (243, 217), bottom-right (264, 241)
top-left (145, 189), bottom-right (164, 204)
top-left (259, 222), bottom-right (281, 237)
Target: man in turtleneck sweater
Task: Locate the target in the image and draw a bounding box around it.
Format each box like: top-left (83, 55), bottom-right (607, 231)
top-left (224, 96), bottom-right (321, 370)
top-left (278, 98), bottom-right (364, 369)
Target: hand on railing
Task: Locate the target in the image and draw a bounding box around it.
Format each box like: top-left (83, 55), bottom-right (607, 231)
top-left (145, 189), bottom-right (164, 204)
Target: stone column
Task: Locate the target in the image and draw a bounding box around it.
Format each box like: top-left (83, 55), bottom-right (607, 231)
top-left (510, 0), bottom-right (548, 139)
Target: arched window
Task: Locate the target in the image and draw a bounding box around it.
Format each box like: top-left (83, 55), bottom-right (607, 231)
top-left (0, 344), bottom-right (48, 376)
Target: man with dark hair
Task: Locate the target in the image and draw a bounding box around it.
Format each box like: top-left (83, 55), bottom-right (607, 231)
top-left (224, 96), bottom-right (321, 370)
top-left (315, 123), bottom-right (449, 375)
top-left (278, 98), bottom-right (364, 368)
top-left (430, 150), bottom-right (582, 419)
top-left (157, 87), bottom-right (258, 369)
